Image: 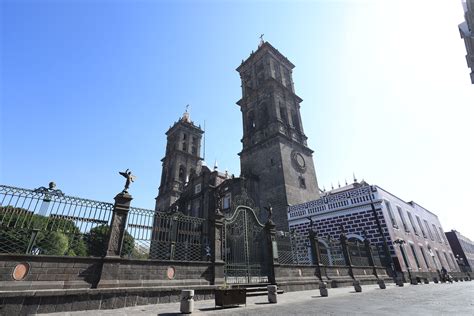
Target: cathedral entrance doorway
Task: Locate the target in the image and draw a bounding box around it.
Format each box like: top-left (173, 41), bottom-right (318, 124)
top-left (223, 206), bottom-right (269, 284)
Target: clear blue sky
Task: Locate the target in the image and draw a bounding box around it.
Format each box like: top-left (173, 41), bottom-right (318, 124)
top-left (1, 0), bottom-right (473, 239)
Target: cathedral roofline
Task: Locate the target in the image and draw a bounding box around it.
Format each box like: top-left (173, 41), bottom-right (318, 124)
top-left (236, 41), bottom-right (295, 73)
top-left (165, 118), bottom-right (204, 136)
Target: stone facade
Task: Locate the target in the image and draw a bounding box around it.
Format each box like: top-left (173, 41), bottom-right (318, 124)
top-left (237, 42), bottom-right (320, 230)
top-left (287, 181), bottom-right (460, 280)
top-left (155, 111), bottom-right (204, 213)
top-left (153, 42), bottom-right (321, 231)
top-left (460, 0), bottom-right (474, 83)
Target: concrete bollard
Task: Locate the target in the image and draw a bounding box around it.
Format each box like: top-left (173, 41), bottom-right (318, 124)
top-left (353, 280), bottom-right (362, 292)
top-left (378, 279), bottom-right (386, 289)
top-left (319, 282), bottom-right (328, 297)
top-left (180, 290), bottom-right (194, 314)
top-left (267, 285), bottom-right (278, 304)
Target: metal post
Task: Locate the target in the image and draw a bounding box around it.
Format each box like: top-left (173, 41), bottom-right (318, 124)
top-left (211, 205), bottom-right (225, 285)
top-left (264, 219), bottom-right (278, 284)
top-left (26, 229), bottom-right (40, 254)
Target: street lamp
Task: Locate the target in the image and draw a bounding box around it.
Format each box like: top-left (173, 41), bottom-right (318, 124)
top-left (456, 254), bottom-right (465, 272)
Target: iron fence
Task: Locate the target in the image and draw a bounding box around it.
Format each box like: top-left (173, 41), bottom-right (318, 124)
top-left (320, 238), bottom-right (347, 266)
top-left (347, 240), bottom-right (370, 266)
top-left (0, 184), bottom-right (113, 257)
top-left (124, 206), bottom-right (207, 261)
top-left (372, 244), bottom-right (390, 267)
top-left (276, 231), bottom-right (313, 265)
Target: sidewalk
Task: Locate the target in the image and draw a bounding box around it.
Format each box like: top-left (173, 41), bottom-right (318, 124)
top-left (43, 282), bottom-right (474, 316)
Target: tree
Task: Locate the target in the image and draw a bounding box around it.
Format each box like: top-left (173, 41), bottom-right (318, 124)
top-left (83, 225), bottom-right (134, 257)
top-left (0, 206), bottom-right (88, 256)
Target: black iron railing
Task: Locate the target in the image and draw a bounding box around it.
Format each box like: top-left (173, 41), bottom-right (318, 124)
top-left (0, 184), bottom-right (113, 257)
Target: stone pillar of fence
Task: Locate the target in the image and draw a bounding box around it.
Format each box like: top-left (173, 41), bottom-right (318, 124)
top-left (211, 208), bottom-right (225, 285)
top-left (363, 236), bottom-right (377, 276)
top-left (264, 219), bottom-right (279, 285)
top-left (308, 230), bottom-right (324, 280)
top-left (339, 226), bottom-right (354, 279)
top-left (105, 192), bottom-right (133, 257)
top-left (97, 191), bottom-right (132, 288)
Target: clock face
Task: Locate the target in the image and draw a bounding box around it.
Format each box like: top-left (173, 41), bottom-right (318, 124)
top-left (291, 151), bottom-right (306, 173)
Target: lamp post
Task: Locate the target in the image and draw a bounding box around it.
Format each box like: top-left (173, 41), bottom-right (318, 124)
top-left (456, 254), bottom-right (465, 272)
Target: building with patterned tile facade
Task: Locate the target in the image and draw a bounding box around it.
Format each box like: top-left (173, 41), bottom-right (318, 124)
top-left (287, 181), bottom-right (460, 278)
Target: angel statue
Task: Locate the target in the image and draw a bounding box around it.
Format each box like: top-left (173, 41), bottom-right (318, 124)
top-left (119, 169), bottom-right (136, 193)
top-left (264, 204), bottom-right (273, 222)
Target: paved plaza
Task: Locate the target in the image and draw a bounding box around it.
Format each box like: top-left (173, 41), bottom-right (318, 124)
top-left (44, 281), bottom-right (474, 316)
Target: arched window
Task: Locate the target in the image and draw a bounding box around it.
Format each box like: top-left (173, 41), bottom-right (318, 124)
top-left (259, 103), bottom-right (269, 129)
top-left (178, 165), bottom-right (186, 183)
top-left (279, 104), bottom-right (288, 124)
top-left (292, 110), bottom-right (301, 132)
top-left (247, 111), bottom-right (256, 132)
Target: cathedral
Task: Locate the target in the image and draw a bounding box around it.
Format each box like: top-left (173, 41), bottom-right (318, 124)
top-left (154, 41), bottom-right (321, 231)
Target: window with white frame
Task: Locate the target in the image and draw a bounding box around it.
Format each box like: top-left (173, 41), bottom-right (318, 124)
top-left (424, 220), bottom-right (434, 240)
top-left (384, 201), bottom-right (398, 228)
top-left (397, 206), bottom-right (409, 232)
top-left (416, 216), bottom-right (427, 238)
top-left (419, 246), bottom-right (430, 269)
top-left (407, 212), bottom-right (418, 235)
top-left (223, 193), bottom-right (231, 209)
top-left (409, 243), bottom-right (421, 269)
top-left (433, 224), bottom-right (442, 243)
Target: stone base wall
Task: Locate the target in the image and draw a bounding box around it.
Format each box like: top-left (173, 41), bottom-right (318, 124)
top-left (275, 264), bottom-right (321, 292)
top-left (0, 255), bottom-right (102, 291)
top-left (276, 264), bottom-right (394, 291)
top-left (0, 254), bottom-right (213, 291)
top-left (0, 286), bottom-right (216, 315)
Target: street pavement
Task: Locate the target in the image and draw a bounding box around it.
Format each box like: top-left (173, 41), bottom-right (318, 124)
top-left (45, 281), bottom-right (474, 316)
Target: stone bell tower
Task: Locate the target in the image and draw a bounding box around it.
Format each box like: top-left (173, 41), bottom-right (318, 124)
top-left (155, 109), bottom-right (204, 212)
top-left (236, 41), bottom-right (320, 230)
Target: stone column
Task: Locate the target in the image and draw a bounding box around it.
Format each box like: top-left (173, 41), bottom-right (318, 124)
top-left (339, 228), bottom-right (354, 278)
top-left (105, 192), bottom-right (133, 257)
top-left (97, 192), bottom-right (132, 288)
top-left (308, 230), bottom-right (323, 280)
top-left (264, 220), bottom-right (279, 284)
top-left (211, 209), bottom-right (225, 285)
top-left (364, 236), bottom-right (377, 278)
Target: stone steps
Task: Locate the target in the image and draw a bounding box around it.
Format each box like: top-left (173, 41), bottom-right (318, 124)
top-left (230, 283), bottom-right (285, 297)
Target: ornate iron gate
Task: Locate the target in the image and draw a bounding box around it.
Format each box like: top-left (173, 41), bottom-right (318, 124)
top-left (223, 206), bottom-right (268, 284)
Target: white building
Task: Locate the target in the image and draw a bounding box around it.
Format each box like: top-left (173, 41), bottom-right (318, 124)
top-left (287, 180), bottom-right (459, 281)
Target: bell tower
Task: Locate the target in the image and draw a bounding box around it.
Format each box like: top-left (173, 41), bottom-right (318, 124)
top-left (236, 41), bottom-right (320, 230)
top-left (155, 109), bottom-right (204, 212)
